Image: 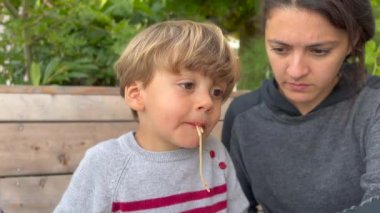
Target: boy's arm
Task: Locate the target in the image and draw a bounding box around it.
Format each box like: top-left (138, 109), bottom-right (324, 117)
top-left (54, 146), bottom-right (113, 212)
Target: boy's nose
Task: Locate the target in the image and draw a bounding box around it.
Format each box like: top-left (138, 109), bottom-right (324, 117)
top-left (196, 92), bottom-right (213, 112)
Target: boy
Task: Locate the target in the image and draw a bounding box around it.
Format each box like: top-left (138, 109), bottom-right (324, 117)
top-left (54, 20), bottom-right (248, 212)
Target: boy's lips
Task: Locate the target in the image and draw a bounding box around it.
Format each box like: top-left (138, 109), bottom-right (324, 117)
top-left (187, 122), bottom-right (206, 130)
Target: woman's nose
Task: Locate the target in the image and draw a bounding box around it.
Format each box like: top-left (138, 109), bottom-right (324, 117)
top-left (286, 53), bottom-right (309, 79)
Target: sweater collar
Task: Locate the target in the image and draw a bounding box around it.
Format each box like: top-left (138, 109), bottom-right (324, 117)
top-left (262, 63), bottom-right (360, 116)
top-left (122, 132), bottom-right (198, 162)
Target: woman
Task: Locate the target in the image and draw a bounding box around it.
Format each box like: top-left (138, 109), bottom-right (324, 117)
top-left (222, 0), bottom-right (380, 212)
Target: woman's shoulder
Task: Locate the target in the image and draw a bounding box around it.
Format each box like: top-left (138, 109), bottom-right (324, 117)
top-left (350, 75), bottom-right (380, 118)
top-left (365, 75), bottom-right (380, 90)
top-left (231, 89), bottom-right (262, 108)
top-left (359, 75), bottom-right (380, 101)
top-left (227, 85), bottom-right (266, 120)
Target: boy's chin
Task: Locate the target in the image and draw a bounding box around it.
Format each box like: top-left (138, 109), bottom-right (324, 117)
top-left (178, 140), bottom-right (202, 149)
top-left (175, 132), bottom-right (208, 149)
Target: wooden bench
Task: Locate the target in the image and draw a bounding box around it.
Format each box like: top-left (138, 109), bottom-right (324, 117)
top-left (0, 85), bottom-right (237, 213)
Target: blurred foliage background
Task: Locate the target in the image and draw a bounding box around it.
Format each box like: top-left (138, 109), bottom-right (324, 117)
top-left (0, 0), bottom-right (380, 90)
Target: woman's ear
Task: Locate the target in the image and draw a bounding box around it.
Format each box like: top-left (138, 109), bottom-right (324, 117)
top-left (346, 35), bottom-right (359, 57)
top-left (124, 82), bottom-right (145, 112)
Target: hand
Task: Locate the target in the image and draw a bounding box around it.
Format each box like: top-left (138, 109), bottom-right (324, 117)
top-left (341, 196), bottom-right (380, 213)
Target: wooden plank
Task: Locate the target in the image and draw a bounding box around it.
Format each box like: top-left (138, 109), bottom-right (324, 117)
top-left (0, 93), bottom-right (133, 121)
top-left (0, 121), bottom-right (223, 177)
top-left (0, 175), bottom-right (71, 213)
top-left (0, 85), bottom-right (247, 97)
top-left (0, 122), bottom-right (138, 177)
top-left (0, 85), bottom-right (120, 95)
top-left (0, 93), bottom-right (232, 121)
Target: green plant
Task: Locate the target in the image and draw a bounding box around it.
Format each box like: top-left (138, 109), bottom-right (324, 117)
top-left (1, 0), bottom-right (142, 85)
top-left (1, 0), bottom-right (263, 86)
top-left (365, 0), bottom-right (380, 76)
top-left (30, 58), bottom-right (99, 86)
top-left (238, 37), bottom-right (270, 90)
top-left (365, 40), bottom-right (380, 76)
top-left (2, 0), bottom-right (379, 88)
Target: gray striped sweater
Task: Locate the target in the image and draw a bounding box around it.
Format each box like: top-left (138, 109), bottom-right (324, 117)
top-left (54, 132), bottom-right (248, 212)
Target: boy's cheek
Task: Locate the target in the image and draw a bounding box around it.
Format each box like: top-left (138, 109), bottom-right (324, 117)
top-left (207, 119), bottom-right (220, 135)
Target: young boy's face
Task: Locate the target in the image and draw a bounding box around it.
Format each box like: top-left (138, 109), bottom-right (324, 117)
top-left (135, 69), bottom-right (226, 151)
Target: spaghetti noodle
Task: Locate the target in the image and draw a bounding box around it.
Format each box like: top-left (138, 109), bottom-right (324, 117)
top-left (196, 126), bottom-right (210, 192)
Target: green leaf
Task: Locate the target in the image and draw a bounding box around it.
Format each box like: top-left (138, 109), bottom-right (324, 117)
top-left (68, 72), bottom-right (89, 78)
top-left (376, 19), bottom-right (380, 32)
top-left (100, 0), bottom-right (108, 9)
top-left (30, 62), bottom-right (42, 86)
top-left (42, 58), bottom-right (61, 84)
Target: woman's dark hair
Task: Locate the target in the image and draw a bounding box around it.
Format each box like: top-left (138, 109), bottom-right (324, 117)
top-left (262, 0), bottom-right (375, 88)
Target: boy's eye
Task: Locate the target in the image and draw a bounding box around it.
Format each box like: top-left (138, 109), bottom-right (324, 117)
top-left (179, 82), bottom-right (195, 90)
top-left (211, 87), bottom-right (224, 99)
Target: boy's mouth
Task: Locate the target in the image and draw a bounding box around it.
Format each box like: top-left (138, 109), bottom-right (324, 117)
top-left (192, 122), bottom-right (206, 130)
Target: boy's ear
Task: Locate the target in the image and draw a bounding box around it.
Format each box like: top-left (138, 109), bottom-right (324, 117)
top-left (124, 82), bottom-right (145, 112)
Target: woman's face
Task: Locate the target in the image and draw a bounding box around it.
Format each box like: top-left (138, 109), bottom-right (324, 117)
top-left (265, 7), bottom-right (350, 115)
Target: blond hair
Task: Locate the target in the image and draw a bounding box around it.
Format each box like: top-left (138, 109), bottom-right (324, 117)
top-left (115, 20), bottom-right (239, 115)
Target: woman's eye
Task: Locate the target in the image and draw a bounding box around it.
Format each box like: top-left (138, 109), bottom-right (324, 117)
top-left (310, 48), bottom-right (330, 56)
top-left (179, 82), bottom-right (195, 90)
top-left (211, 88), bottom-right (224, 99)
top-left (271, 46), bottom-right (287, 55)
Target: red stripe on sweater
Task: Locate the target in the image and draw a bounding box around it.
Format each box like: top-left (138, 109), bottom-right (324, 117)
top-left (181, 200), bottom-right (227, 213)
top-left (112, 184), bottom-right (227, 212)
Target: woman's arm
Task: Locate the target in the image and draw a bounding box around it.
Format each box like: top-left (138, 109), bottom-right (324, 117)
top-left (223, 146), bottom-right (250, 212)
top-left (342, 104), bottom-right (380, 212)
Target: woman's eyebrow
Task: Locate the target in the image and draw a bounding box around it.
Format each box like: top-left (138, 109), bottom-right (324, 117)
top-left (307, 41), bottom-right (340, 48)
top-left (267, 39), bottom-right (289, 46)
top-left (268, 39), bottom-right (339, 47)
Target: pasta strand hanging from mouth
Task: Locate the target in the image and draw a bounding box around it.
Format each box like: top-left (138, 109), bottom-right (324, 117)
top-left (196, 126), bottom-right (210, 192)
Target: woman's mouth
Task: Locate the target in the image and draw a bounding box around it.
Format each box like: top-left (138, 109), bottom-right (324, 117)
top-left (287, 82), bottom-right (310, 92)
